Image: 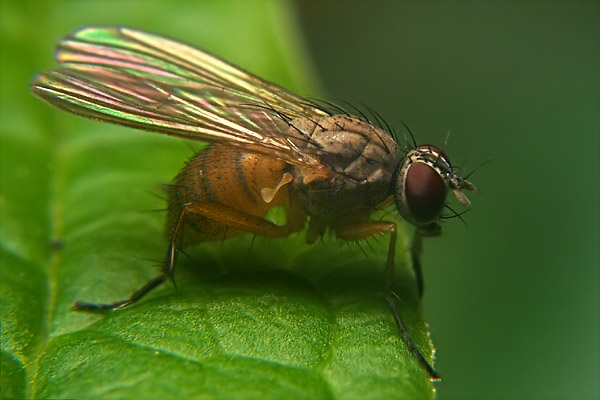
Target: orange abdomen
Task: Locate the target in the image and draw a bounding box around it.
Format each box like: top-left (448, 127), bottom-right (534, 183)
top-left (167, 144), bottom-right (290, 245)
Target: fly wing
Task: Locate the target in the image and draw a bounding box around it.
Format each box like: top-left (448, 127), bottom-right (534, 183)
top-left (31, 26), bottom-right (329, 167)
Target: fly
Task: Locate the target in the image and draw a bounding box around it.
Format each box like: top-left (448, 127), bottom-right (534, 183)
top-left (31, 26), bottom-right (475, 380)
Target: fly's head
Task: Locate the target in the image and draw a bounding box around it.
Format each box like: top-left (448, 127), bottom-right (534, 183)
top-left (395, 145), bottom-right (475, 236)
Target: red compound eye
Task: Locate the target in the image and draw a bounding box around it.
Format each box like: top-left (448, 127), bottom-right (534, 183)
top-left (403, 162), bottom-right (447, 225)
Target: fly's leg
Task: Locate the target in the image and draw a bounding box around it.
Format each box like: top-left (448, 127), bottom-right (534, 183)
top-left (73, 201), bottom-right (298, 312)
top-left (155, 201), bottom-right (296, 296)
top-left (72, 276), bottom-right (166, 312)
top-left (336, 221), bottom-right (440, 380)
top-left (182, 201), bottom-right (296, 238)
top-left (71, 209), bottom-right (190, 312)
top-left (411, 231), bottom-right (424, 298)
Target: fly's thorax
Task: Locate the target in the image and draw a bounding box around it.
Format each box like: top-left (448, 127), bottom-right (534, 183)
top-left (289, 115), bottom-right (402, 223)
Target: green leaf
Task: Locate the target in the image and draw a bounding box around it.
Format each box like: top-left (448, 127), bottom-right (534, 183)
top-left (1, 1), bottom-right (435, 398)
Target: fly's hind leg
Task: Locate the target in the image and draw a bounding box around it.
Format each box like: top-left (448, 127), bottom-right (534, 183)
top-left (72, 276), bottom-right (167, 312)
top-left (72, 205), bottom-right (189, 312)
top-left (73, 201), bottom-right (298, 312)
top-left (160, 201), bottom-right (298, 293)
top-left (336, 221), bottom-right (440, 380)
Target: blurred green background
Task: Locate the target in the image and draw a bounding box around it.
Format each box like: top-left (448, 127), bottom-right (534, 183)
top-left (295, 1), bottom-right (598, 399)
top-left (1, 0), bottom-right (598, 399)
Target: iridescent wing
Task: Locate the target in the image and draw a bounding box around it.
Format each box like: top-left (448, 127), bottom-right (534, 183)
top-left (31, 26), bottom-right (330, 167)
